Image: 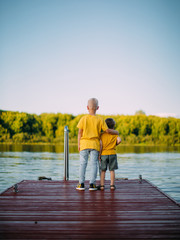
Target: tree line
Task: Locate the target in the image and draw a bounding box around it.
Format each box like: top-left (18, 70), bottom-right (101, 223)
top-left (0, 110), bottom-right (180, 145)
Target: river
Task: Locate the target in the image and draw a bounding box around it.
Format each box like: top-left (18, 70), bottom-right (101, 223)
top-left (0, 144), bottom-right (180, 203)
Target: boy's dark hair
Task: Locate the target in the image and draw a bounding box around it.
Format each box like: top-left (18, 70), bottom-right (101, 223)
top-left (105, 118), bottom-right (116, 129)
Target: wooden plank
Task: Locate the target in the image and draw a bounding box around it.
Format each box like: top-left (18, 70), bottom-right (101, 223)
top-left (0, 179), bottom-right (180, 239)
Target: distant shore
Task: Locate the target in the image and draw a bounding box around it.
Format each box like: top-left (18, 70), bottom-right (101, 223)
top-left (1, 110), bottom-right (180, 146)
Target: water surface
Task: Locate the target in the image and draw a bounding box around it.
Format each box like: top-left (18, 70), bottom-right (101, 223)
top-left (0, 144), bottom-right (180, 203)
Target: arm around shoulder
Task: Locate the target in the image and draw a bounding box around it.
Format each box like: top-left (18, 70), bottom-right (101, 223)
top-left (105, 128), bottom-right (119, 135)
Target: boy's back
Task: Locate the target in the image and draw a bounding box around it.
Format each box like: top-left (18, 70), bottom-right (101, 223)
top-left (101, 132), bottom-right (118, 155)
top-left (77, 114), bottom-right (107, 151)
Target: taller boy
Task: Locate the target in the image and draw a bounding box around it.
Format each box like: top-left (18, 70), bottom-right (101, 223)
top-left (76, 98), bottom-right (119, 191)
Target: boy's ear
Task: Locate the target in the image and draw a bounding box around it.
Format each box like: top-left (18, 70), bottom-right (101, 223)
top-left (97, 106), bottom-right (99, 110)
top-left (87, 106), bottom-right (89, 110)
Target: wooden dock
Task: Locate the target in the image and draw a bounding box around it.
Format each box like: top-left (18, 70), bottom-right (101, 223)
top-left (0, 179), bottom-right (180, 239)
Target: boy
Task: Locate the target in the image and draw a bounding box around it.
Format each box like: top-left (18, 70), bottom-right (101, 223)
top-left (99, 118), bottom-right (121, 190)
top-left (76, 98), bottom-right (119, 191)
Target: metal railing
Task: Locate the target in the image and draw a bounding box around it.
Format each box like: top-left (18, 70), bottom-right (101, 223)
top-left (64, 126), bottom-right (69, 181)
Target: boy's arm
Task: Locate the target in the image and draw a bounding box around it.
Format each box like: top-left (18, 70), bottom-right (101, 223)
top-left (116, 136), bottom-right (121, 145)
top-left (105, 128), bottom-right (119, 135)
top-left (78, 128), bottom-right (83, 152)
top-left (99, 140), bottom-right (102, 161)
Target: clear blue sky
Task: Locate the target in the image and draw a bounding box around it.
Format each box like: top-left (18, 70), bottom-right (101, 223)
top-left (1, 0), bottom-right (180, 117)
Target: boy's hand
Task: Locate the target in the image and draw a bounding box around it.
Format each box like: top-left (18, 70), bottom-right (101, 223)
top-left (78, 145), bottom-right (81, 152)
top-left (98, 154), bottom-right (101, 162)
top-left (116, 136), bottom-right (121, 145)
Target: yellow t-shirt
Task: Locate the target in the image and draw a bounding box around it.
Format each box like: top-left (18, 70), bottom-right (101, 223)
top-left (77, 115), bottom-right (108, 151)
top-left (101, 132), bottom-right (118, 155)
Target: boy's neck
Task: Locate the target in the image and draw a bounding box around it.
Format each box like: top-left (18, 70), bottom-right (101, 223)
top-left (88, 110), bottom-right (96, 116)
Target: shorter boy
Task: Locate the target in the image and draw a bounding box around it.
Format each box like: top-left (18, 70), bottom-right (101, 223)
top-left (99, 118), bottom-right (121, 190)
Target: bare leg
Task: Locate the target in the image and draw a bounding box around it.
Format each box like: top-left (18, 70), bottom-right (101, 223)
top-left (100, 171), bottom-right (106, 188)
top-left (110, 170), bottom-right (115, 186)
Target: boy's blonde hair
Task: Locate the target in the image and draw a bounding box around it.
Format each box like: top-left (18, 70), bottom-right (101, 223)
top-left (88, 98), bottom-right (99, 110)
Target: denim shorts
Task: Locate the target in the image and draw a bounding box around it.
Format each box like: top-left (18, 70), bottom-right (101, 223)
top-left (101, 154), bottom-right (118, 171)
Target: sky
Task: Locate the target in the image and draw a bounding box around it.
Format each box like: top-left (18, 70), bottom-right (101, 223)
top-left (0, 0), bottom-right (180, 117)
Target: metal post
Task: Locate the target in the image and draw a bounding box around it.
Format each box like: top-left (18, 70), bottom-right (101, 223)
top-left (139, 174), bottom-right (142, 184)
top-left (13, 184), bottom-right (19, 193)
top-left (64, 126), bottom-right (69, 181)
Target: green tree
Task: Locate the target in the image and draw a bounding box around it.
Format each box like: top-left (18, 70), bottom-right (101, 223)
top-left (0, 110), bottom-right (180, 145)
top-left (40, 113), bottom-right (58, 138)
top-left (135, 110), bottom-right (146, 115)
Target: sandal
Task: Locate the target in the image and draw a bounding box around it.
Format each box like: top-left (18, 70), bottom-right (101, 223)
top-left (110, 185), bottom-right (116, 190)
top-left (97, 185), bottom-right (104, 190)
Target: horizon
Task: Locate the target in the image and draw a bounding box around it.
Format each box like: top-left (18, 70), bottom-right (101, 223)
top-left (0, 108), bottom-right (179, 119)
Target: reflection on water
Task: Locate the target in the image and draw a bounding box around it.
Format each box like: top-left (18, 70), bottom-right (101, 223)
top-left (117, 145), bottom-right (180, 153)
top-left (0, 144), bottom-right (180, 203)
top-left (0, 144), bottom-right (78, 153)
top-left (0, 144), bottom-right (180, 154)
